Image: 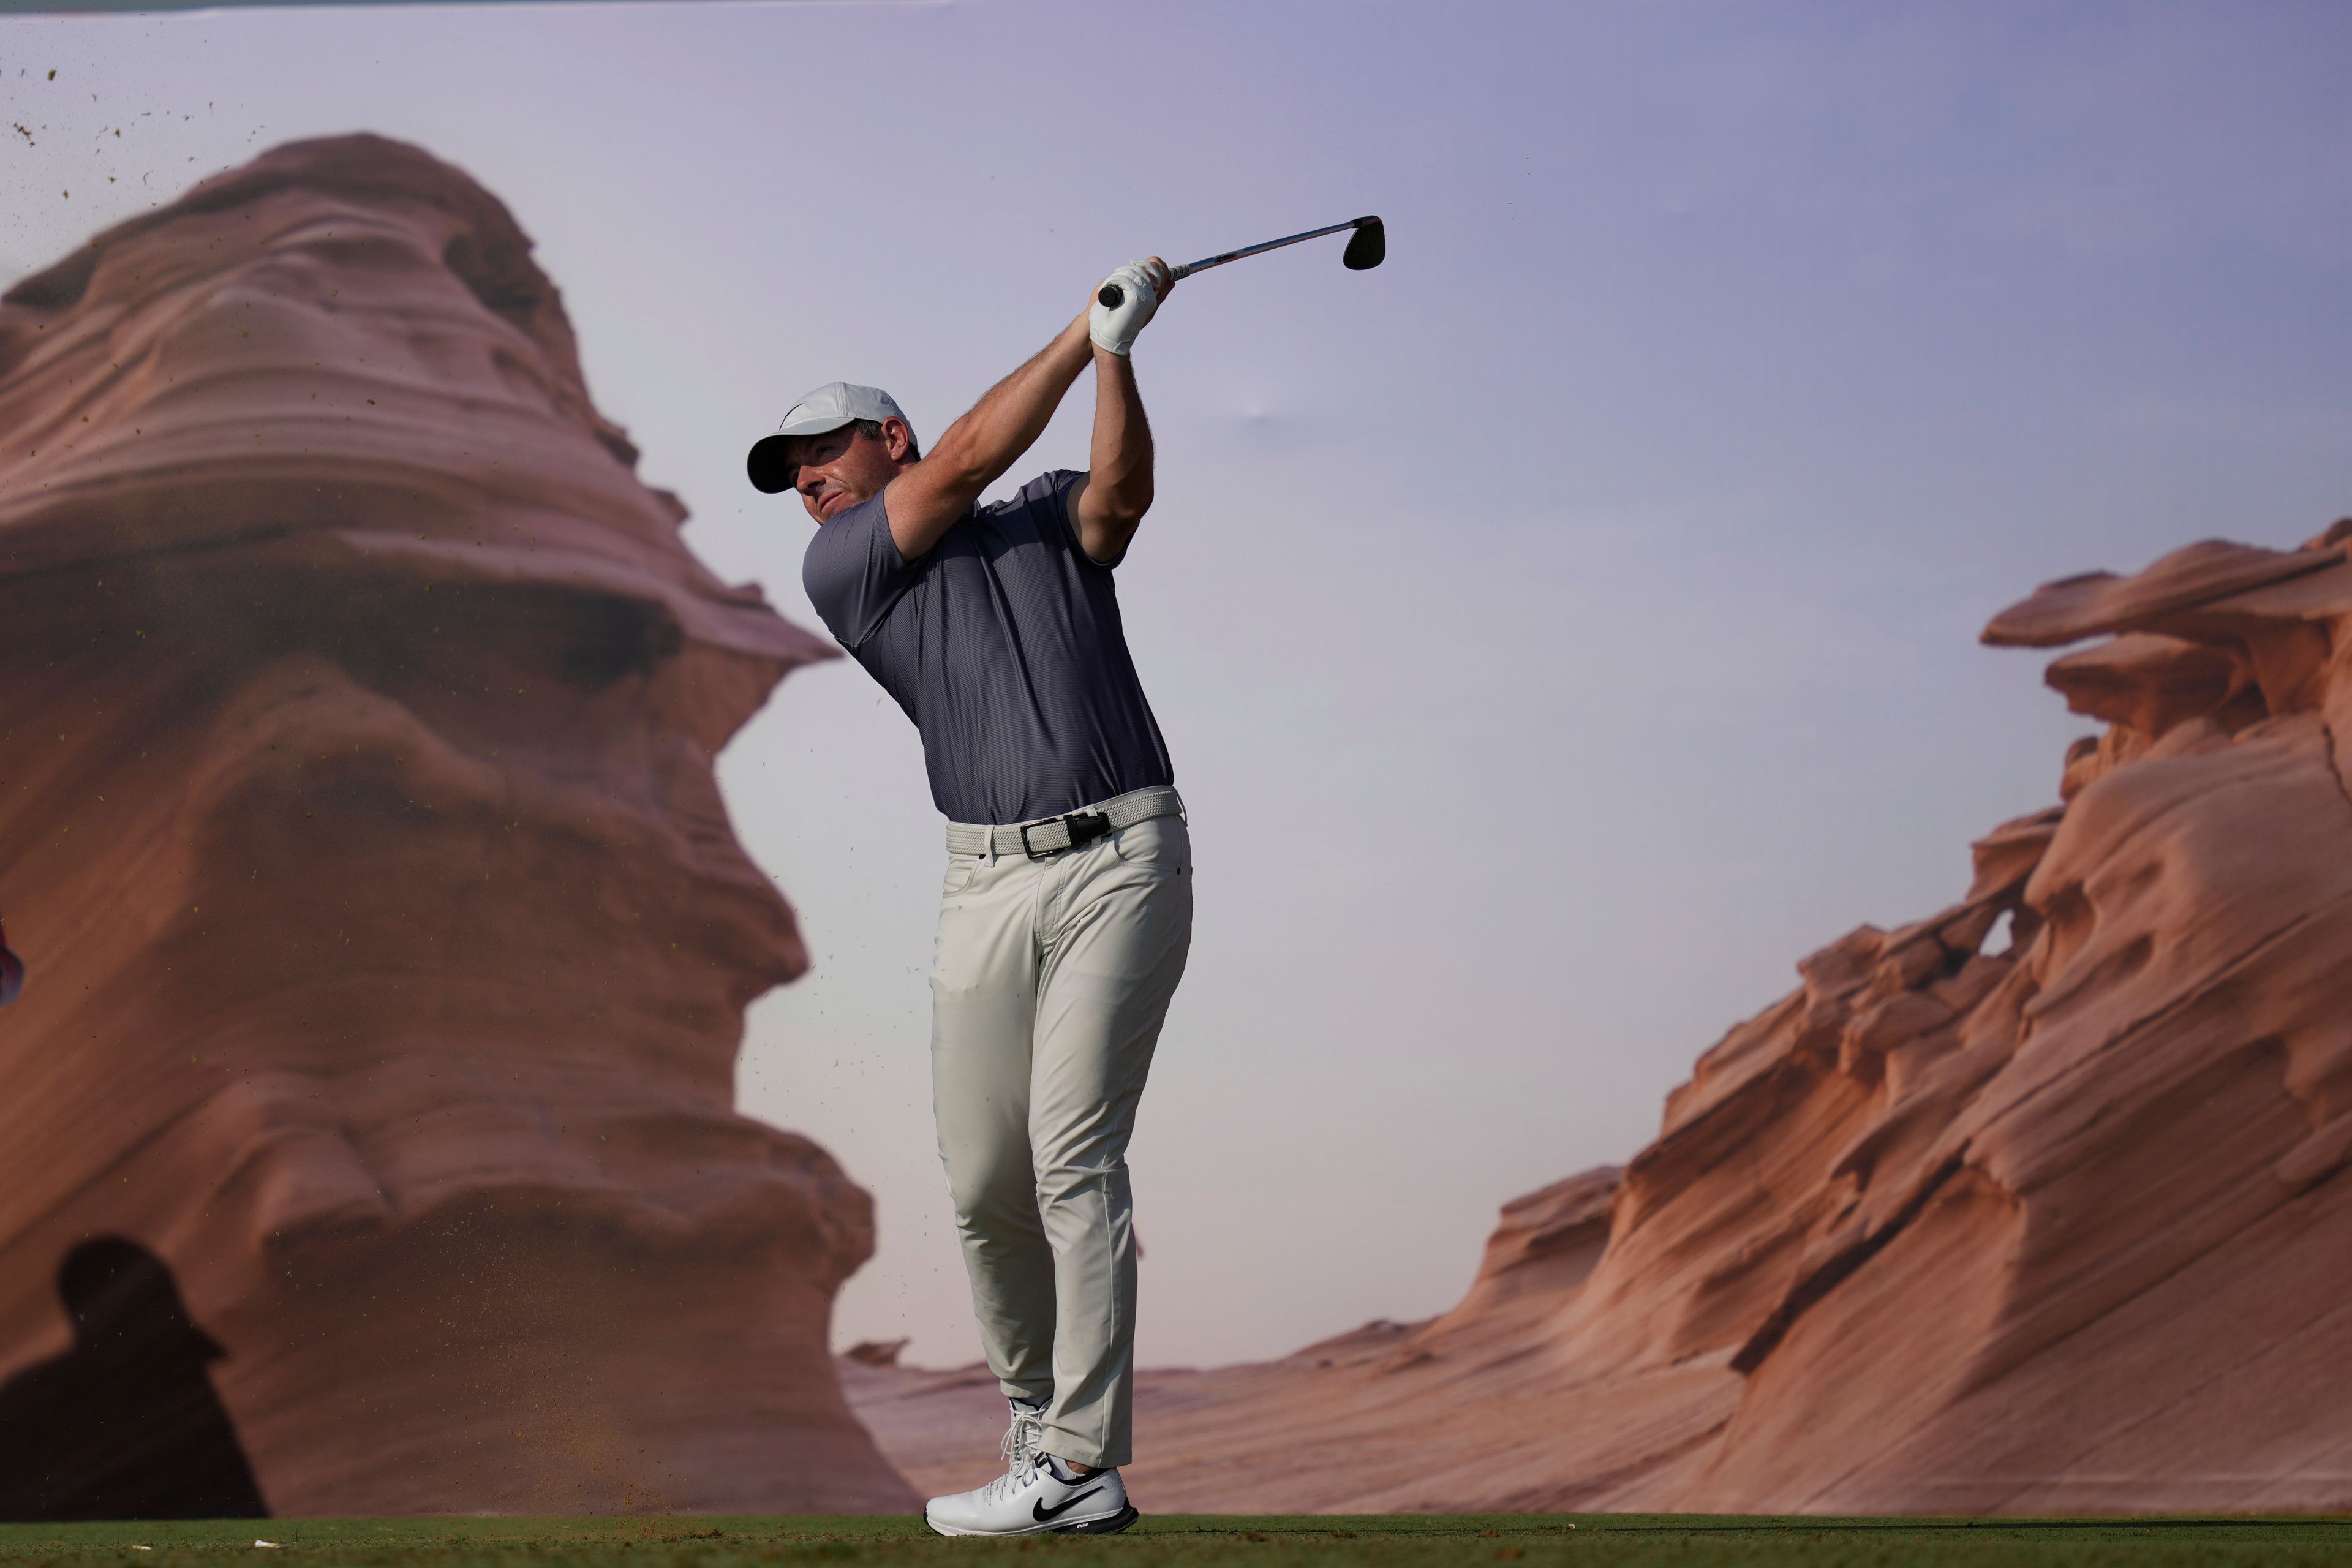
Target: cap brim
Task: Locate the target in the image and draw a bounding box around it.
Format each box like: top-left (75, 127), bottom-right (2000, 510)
top-left (747, 434), bottom-right (801, 494)
top-left (748, 413), bottom-right (867, 494)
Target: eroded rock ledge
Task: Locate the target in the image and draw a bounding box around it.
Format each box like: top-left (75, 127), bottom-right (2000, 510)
top-left (0, 135), bottom-right (910, 1515)
top-left (856, 518), bottom-right (2352, 1515)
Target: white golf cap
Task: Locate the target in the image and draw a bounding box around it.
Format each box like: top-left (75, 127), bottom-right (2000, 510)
top-left (780, 381), bottom-right (908, 438)
top-left (747, 382), bottom-right (913, 494)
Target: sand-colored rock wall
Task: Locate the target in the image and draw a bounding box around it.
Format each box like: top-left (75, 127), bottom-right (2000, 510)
top-left (0, 135), bottom-right (912, 1515)
top-left (850, 522), bottom-right (2352, 1515)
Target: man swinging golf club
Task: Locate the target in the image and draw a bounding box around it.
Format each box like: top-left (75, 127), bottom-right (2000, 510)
top-left (748, 258), bottom-right (1189, 1537)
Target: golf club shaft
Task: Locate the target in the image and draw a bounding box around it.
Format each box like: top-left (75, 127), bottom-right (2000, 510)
top-left (1098, 219), bottom-right (1365, 309)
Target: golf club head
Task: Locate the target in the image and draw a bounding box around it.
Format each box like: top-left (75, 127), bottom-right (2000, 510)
top-left (1343, 216), bottom-right (1385, 271)
top-left (0, 919), bottom-right (22, 1006)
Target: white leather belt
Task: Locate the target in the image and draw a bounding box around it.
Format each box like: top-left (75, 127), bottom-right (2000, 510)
top-left (946, 785), bottom-right (1185, 861)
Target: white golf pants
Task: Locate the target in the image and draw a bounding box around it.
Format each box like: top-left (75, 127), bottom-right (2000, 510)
top-left (929, 802), bottom-right (1193, 1469)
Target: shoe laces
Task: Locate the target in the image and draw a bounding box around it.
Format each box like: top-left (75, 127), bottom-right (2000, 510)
top-left (1001, 1400), bottom-right (1046, 1476)
top-left (979, 1452), bottom-right (1047, 1507)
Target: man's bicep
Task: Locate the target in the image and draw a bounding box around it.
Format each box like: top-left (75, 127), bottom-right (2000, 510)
top-left (1068, 472), bottom-right (1138, 566)
top-left (1065, 472), bottom-right (1102, 548)
top-left (883, 462), bottom-right (979, 560)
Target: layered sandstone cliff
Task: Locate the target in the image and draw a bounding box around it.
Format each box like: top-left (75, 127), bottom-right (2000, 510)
top-left (853, 522), bottom-right (2352, 1514)
top-left (0, 135), bottom-right (913, 1515)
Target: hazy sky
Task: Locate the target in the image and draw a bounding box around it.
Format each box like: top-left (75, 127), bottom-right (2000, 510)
top-left (2, 1), bottom-right (2345, 1368)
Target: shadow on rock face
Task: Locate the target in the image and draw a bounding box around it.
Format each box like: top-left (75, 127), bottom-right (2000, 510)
top-left (0, 1238), bottom-right (266, 1520)
top-left (0, 911), bottom-right (19, 1005)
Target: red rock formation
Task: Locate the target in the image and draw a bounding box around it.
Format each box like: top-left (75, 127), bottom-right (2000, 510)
top-left (850, 522), bottom-right (2352, 1515)
top-left (0, 135), bottom-right (913, 1515)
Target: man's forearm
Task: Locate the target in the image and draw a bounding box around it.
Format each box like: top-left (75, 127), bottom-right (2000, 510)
top-left (1076, 349), bottom-right (1153, 562)
top-left (936, 314), bottom-right (1095, 485)
top-left (884, 314), bottom-right (1093, 559)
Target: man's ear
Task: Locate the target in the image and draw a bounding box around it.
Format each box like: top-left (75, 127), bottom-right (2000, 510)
top-left (882, 417), bottom-right (916, 462)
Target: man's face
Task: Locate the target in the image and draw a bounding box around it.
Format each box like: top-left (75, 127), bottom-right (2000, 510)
top-left (788, 421), bottom-right (908, 524)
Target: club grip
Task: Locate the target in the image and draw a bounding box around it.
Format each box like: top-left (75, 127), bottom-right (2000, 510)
top-left (1098, 282), bottom-right (1125, 309)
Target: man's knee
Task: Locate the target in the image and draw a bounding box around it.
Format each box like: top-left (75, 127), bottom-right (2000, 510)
top-left (1033, 1160), bottom-right (1130, 1212)
top-left (944, 1140), bottom-right (1041, 1231)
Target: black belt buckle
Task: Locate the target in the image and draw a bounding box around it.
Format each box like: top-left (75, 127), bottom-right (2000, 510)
top-left (1022, 810), bottom-right (1111, 861)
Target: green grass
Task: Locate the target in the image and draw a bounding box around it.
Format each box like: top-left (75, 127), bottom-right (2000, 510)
top-left (1, 1515), bottom-right (2348, 1568)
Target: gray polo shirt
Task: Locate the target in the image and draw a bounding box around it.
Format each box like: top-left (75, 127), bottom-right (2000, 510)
top-left (802, 469), bottom-right (1175, 826)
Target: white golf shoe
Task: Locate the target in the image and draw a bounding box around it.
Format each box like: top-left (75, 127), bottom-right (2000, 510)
top-left (923, 1452), bottom-right (1137, 1537)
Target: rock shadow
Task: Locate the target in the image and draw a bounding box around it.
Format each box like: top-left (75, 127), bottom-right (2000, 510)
top-left (0, 908), bottom-right (21, 1004)
top-left (0, 1238), bottom-right (266, 1520)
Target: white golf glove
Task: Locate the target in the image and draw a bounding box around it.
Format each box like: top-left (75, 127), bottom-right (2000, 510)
top-left (1089, 260), bottom-right (1164, 356)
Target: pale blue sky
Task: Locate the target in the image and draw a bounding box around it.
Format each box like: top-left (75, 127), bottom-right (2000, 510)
top-left (3, 1), bottom-right (2345, 1366)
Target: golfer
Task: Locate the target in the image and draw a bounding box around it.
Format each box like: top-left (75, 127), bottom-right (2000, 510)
top-left (748, 259), bottom-right (1188, 1537)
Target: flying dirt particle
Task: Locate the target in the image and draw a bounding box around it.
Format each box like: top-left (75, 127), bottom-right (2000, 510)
top-left (47, 69), bottom-right (55, 80)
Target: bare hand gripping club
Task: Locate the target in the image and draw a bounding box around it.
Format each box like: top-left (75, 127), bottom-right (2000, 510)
top-left (1096, 215), bottom-right (1385, 309)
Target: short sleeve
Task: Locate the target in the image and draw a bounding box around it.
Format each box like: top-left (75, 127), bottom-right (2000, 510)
top-left (802, 491), bottom-right (920, 650)
top-left (1022, 469), bottom-right (1118, 568)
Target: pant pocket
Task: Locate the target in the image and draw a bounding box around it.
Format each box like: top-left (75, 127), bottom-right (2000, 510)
top-left (1109, 816), bottom-right (1189, 874)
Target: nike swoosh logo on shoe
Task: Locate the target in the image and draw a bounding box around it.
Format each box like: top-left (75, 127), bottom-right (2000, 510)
top-left (1033, 1485), bottom-right (1105, 1522)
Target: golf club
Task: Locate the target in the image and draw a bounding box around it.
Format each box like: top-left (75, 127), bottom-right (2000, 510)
top-left (1096, 215), bottom-right (1385, 309)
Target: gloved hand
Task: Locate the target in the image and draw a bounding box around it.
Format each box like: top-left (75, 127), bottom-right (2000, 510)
top-left (1088, 258), bottom-right (1171, 356)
